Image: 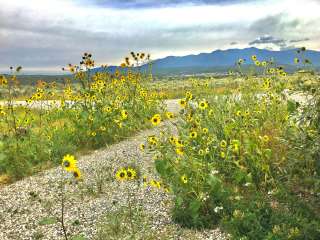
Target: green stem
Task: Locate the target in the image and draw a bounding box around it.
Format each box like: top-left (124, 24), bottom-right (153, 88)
top-left (127, 185), bottom-right (135, 237)
top-left (60, 174), bottom-right (68, 240)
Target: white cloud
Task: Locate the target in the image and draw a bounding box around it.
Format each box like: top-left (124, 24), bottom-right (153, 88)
top-left (0, 0), bottom-right (319, 72)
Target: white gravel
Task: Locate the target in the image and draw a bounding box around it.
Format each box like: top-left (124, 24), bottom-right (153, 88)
top-left (0, 100), bottom-right (228, 240)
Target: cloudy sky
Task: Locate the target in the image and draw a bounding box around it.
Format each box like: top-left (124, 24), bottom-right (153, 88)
top-left (0, 0), bottom-right (320, 73)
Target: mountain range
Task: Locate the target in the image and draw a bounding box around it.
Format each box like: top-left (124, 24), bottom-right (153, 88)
top-left (93, 47), bottom-right (320, 75)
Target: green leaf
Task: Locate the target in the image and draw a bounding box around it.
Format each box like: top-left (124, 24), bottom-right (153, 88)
top-left (188, 199), bottom-right (201, 219)
top-left (176, 196), bottom-right (183, 208)
top-left (39, 217), bottom-right (57, 225)
top-left (70, 235), bottom-right (87, 240)
top-left (264, 149), bottom-right (272, 159)
top-left (207, 175), bottom-right (221, 192)
top-left (287, 100), bottom-right (298, 113)
top-left (256, 148), bottom-right (262, 156)
top-left (261, 164), bottom-right (270, 173)
top-left (0, 152), bottom-right (6, 161)
top-left (245, 173), bottom-right (253, 183)
top-left (72, 219), bottom-right (80, 226)
top-left (155, 159), bottom-right (169, 176)
top-left (234, 170), bottom-right (246, 184)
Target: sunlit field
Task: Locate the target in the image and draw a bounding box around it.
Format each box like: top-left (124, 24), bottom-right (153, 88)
top-left (1, 48), bottom-right (319, 240)
top-left (3, 0), bottom-right (320, 238)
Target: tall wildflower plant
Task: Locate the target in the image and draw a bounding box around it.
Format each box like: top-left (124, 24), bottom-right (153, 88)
top-left (60, 154), bottom-right (82, 240)
top-left (0, 52), bottom-right (161, 181)
top-left (145, 51), bottom-right (320, 239)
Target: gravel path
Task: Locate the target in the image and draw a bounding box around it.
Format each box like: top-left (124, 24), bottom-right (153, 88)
top-left (0, 100), bottom-right (228, 240)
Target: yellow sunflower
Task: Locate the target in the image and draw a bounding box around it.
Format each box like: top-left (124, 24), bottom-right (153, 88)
top-left (179, 99), bottom-right (187, 108)
top-left (121, 110), bottom-right (128, 120)
top-left (62, 154), bottom-right (77, 172)
top-left (72, 168), bottom-right (82, 180)
top-left (185, 91), bottom-right (193, 100)
top-left (169, 136), bottom-right (177, 145)
top-left (175, 139), bottom-right (184, 147)
top-left (220, 140), bottom-right (227, 148)
top-left (148, 136), bottom-right (158, 145)
top-left (0, 76), bottom-right (8, 85)
top-left (116, 168), bottom-right (127, 181)
top-left (126, 168), bottom-right (137, 180)
top-left (181, 175), bottom-right (188, 184)
top-left (199, 100), bottom-right (208, 110)
top-left (189, 131), bottom-right (198, 139)
top-left (151, 114), bottom-right (161, 126)
top-left (150, 180), bottom-right (161, 189)
top-left (176, 147), bottom-right (184, 156)
top-left (139, 143), bottom-right (145, 151)
top-left (166, 112), bottom-right (174, 119)
top-left (103, 106), bottom-right (112, 113)
top-left (143, 176), bottom-right (148, 186)
top-left (198, 149), bottom-right (204, 156)
top-left (263, 135), bottom-right (269, 142)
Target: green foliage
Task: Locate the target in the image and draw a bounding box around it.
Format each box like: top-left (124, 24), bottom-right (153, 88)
top-left (39, 217), bottom-right (57, 225)
top-left (0, 53), bottom-right (160, 181)
top-left (70, 235), bottom-right (87, 240)
top-left (96, 206), bottom-right (160, 240)
top-left (220, 189), bottom-right (320, 240)
top-left (145, 54), bottom-right (320, 239)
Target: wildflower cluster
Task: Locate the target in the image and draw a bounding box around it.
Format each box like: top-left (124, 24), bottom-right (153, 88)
top-left (61, 154), bottom-right (81, 180)
top-left (115, 167), bottom-right (137, 181)
top-left (144, 56), bottom-right (320, 238)
top-left (0, 52), bottom-right (161, 180)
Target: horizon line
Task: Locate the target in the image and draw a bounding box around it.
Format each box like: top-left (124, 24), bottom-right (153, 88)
top-left (0, 46), bottom-right (317, 75)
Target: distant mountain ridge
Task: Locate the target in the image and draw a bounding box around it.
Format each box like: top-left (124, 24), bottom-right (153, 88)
top-left (94, 47), bottom-right (320, 75)
top-left (154, 47), bottom-right (320, 67)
